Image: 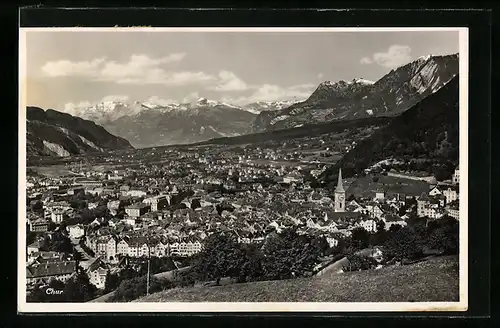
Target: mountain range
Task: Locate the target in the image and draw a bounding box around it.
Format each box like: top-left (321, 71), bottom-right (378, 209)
top-left (28, 53), bottom-right (459, 151)
top-left (26, 106), bottom-right (133, 158)
top-left (101, 98), bottom-right (258, 148)
top-left (63, 98), bottom-right (302, 148)
top-left (253, 54), bottom-right (458, 132)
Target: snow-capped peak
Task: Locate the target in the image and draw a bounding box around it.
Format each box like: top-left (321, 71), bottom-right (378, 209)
top-left (417, 54), bottom-right (432, 62)
top-left (194, 97), bottom-right (221, 107)
top-left (353, 78), bottom-right (375, 85)
top-left (319, 80), bottom-right (336, 87)
top-left (242, 99), bottom-right (300, 114)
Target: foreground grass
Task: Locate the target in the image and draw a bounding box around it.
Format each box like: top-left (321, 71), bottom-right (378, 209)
top-left (135, 256), bottom-right (459, 303)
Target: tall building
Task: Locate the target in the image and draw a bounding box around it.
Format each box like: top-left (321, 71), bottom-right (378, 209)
top-left (334, 168), bottom-right (346, 213)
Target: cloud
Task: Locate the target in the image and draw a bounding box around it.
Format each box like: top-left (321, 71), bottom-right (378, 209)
top-left (182, 92), bottom-right (200, 103)
top-left (360, 57), bottom-right (373, 65)
top-left (116, 71), bottom-right (215, 86)
top-left (360, 45), bottom-right (412, 68)
top-left (209, 70), bottom-right (249, 91)
top-left (145, 96), bottom-right (178, 106)
top-left (222, 83), bottom-right (316, 105)
top-left (101, 95), bottom-right (129, 103)
top-left (41, 53), bottom-right (216, 86)
top-left (42, 57), bottom-right (107, 77)
top-left (64, 101), bottom-right (92, 115)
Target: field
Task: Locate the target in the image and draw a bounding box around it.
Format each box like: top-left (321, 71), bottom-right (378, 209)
top-left (346, 174), bottom-right (431, 198)
top-left (28, 163), bottom-right (116, 178)
top-left (134, 256), bottom-right (459, 303)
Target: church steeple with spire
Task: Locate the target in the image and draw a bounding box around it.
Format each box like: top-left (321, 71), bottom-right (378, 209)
top-left (334, 168), bottom-right (346, 212)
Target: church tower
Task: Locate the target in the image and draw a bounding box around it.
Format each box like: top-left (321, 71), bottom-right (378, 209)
top-left (334, 168), bottom-right (346, 212)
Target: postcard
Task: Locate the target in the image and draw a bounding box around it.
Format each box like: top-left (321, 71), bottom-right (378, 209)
top-left (18, 27), bottom-right (468, 313)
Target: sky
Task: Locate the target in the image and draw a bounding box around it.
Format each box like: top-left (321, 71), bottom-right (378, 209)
top-left (23, 29), bottom-right (460, 113)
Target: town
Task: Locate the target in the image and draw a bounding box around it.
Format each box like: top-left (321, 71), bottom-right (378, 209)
top-left (25, 141), bottom-right (460, 301)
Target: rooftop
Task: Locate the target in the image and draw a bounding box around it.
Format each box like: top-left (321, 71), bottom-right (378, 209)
top-left (27, 260), bottom-right (76, 278)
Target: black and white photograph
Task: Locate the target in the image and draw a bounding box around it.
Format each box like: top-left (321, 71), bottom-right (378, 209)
top-left (18, 27), bottom-right (468, 312)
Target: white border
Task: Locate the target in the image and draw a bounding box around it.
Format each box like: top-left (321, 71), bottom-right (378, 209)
top-left (20, 27), bottom-right (462, 32)
top-left (18, 27), bottom-right (468, 313)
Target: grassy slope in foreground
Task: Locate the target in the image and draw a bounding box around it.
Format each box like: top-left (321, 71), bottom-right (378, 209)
top-left (135, 256), bottom-right (458, 303)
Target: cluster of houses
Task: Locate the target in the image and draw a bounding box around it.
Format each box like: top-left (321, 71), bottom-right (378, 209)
top-left (26, 251), bottom-right (77, 287)
top-left (25, 143), bottom-right (461, 294)
top-left (415, 166), bottom-right (460, 220)
top-left (86, 234), bottom-right (203, 262)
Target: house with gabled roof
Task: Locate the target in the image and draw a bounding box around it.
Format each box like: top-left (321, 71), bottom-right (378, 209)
top-left (85, 257), bottom-right (109, 289)
top-left (26, 259), bottom-right (77, 286)
top-left (383, 214), bottom-right (407, 230)
top-left (429, 186), bottom-right (443, 197)
top-left (442, 185), bottom-right (459, 204)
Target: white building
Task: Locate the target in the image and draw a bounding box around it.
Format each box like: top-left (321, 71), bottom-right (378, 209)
top-left (143, 195), bottom-right (168, 212)
top-left (443, 187), bottom-right (459, 204)
top-left (66, 224), bottom-right (85, 239)
top-left (453, 166), bottom-right (460, 184)
top-left (116, 239), bottom-right (129, 256)
top-left (85, 258), bottom-right (108, 290)
top-left (359, 219), bottom-right (377, 233)
top-left (51, 211), bottom-right (64, 224)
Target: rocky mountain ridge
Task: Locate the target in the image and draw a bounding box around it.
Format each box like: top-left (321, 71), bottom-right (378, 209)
top-left (253, 54), bottom-right (459, 132)
top-left (26, 106), bottom-right (133, 158)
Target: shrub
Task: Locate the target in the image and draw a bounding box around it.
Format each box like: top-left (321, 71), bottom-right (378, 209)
top-left (426, 217), bottom-right (459, 255)
top-left (383, 226), bottom-right (426, 263)
top-left (343, 254), bottom-right (378, 272)
top-left (111, 275), bottom-right (163, 302)
top-left (261, 229), bottom-right (323, 280)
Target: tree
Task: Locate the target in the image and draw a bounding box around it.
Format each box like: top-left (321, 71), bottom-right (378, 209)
top-left (389, 224), bottom-right (403, 233)
top-left (238, 243), bottom-right (265, 283)
top-left (433, 165), bottom-right (449, 181)
top-left (343, 254), bottom-right (378, 272)
top-left (26, 231), bottom-right (38, 246)
top-left (192, 233), bottom-right (246, 285)
top-left (426, 217), bottom-right (459, 254)
top-left (48, 221), bottom-right (58, 231)
top-left (112, 274), bottom-right (163, 302)
top-left (369, 220), bottom-right (388, 246)
top-left (384, 226), bottom-right (425, 263)
top-left (30, 200), bottom-right (43, 213)
top-left (376, 220), bottom-right (386, 233)
top-left (64, 271), bottom-right (98, 302)
top-left (372, 176), bottom-right (379, 183)
top-left (26, 286), bottom-right (44, 303)
top-left (407, 216), bottom-right (426, 228)
top-left (261, 229), bottom-right (323, 280)
top-left (104, 270), bottom-right (120, 293)
top-left (73, 250), bottom-right (82, 263)
top-left (50, 232), bottom-right (74, 254)
top-left (191, 199), bottom-right (201, 210)
top-left (311, 236), bottom-right (329, 254)
top-left (350, 227), bottom-right (370, 251)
